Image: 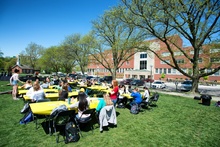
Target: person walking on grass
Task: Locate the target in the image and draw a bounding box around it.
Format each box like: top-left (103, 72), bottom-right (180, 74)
top-left (9, 69), bottom-right (24, 100)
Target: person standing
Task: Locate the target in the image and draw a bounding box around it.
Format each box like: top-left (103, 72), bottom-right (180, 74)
top-left (109, 80), bottom-right (119, 107)
top-left (10, 69), bottom-right (24, 100)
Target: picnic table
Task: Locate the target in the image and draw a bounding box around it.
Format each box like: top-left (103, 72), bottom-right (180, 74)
top-left (18, 89), bottom-right (59, 95)
top-left (30, 98), bottom-right (101, 115)
top-left (23, 91), bottom-right (79, 101)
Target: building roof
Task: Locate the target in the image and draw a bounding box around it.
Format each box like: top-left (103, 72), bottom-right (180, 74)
top-left (11, 64), bottom-right (33, 70)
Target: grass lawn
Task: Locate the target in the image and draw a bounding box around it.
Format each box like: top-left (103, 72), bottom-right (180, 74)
top-left (0, 81), bottom-right (220, 147)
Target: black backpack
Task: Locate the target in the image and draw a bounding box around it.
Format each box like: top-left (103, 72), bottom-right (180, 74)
top-left (65, 121), bottom-right (80, 144)
top-left (130, 103), bottom-right (139, 114)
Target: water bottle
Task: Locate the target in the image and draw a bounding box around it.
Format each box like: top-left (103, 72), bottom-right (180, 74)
top-left (68, 98), bottom-right (71, 104)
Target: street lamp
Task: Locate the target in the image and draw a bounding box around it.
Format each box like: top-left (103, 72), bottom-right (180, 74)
top-left (150, 65), bottom-right (153, 88)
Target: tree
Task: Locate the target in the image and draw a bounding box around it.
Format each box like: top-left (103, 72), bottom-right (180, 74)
top-left (39, 46), bottom-right (62, 73)
top-left (0, 50), bottom-right (4, 70)
top-left (62, 33), bottom-right (91, 75)
top-left (161, 73), bottom-right (166, 80)
top-left (20, 42), bottom-right (44, 70)
top-left (120, 0), bottom-right (220, 92)
top-left (91, 7), bottom-right (146, 79)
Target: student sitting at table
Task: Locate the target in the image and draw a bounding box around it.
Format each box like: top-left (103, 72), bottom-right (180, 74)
top-left (143, 87), bottom-right (150, 104)
top-left (129, 87), bottom-right (142, 107)
top-left (117, 85), bottom-right (127, 108)
top-left (30, 81), bottom-right (46, 102)
top-left (26, 81), bottom-right (43, 97)
top-left (41, 79), bottom-right (49, 89)
top-left (21, 79), bottom-right (32, 90)
top-left (70, 92), bottom-right (91, 122)
top-left (58, 83), bottom-right (68, 101)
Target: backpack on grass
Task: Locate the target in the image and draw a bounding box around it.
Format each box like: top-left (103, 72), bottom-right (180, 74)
top-left (65, 121), bottom-right (80, 144)
top-left (130, 103), bottom-right (139, 114)
top-left (19, 110), bottom-right (34, 124)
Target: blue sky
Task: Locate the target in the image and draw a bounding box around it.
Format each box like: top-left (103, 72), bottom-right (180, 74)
top-left (0, 0), bottom-right (119, 57)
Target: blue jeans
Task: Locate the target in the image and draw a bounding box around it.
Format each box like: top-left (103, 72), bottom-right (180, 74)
top-left (111, 99), bottom-right (117, 107)
top-left (130, 100), bottom-right (137, 107)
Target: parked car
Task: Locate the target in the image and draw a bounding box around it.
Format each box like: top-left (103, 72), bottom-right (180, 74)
top-left (180, 80), bottom-right (192, 91)
top-left (86, 76), bottom-right (94, 80)
top-left (130, 79), bottom-right (145, 86)
top-left (102, 76), bottom-right (113, 84)
top-left (151, 80), bottom-right (166, 89)
top-left (120, 78), bottom-right (134, 85)
top-left (143, 78), bottom-right (154, 83)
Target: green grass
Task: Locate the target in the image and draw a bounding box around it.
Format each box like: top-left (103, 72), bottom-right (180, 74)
top-left (0, 81), bottom-right (220, 147)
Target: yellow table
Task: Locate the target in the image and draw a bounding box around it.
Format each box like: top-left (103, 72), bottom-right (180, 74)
top-left (30, 98), bottom-right (100, 115)
top-left (23, 91), bottom-right (79, 101)
top-left (49, 85), bottom-right (57, 89)
top-left (18, 89), bottom-right (59, 95)
top-left (87, 86), bottom-right (107, 91)
top-left (121, 93), bottom-right (133, 99)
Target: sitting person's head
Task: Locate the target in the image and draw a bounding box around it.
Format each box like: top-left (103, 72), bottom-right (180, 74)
top-left (78, 92), bottom-right (88, 111)
top-left (62, 83), bottom-right (68, 91)
top-left (33, 81), bottom-right (41, 91)
top-left (133, 87), bottom-right (139, 92)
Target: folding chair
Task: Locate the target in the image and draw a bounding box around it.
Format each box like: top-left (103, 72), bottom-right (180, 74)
top-left (50, 110), bottom-right (76, 143)
top-left (75, 108), bottom-right (96, 137)
top-left (34, 99), bottom-right (51, 129)
top-left (148, 93), bottom-right (159, 107)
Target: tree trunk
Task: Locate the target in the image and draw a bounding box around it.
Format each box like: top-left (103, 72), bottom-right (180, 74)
top-left (191, 77), bottom-right (200, 93)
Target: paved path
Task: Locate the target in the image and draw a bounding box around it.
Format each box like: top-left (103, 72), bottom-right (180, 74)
top-left (152, 89), bottom-right (220, 101)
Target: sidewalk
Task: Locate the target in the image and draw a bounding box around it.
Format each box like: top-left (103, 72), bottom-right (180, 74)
top-left (151, 89), bottom-right (220, 102)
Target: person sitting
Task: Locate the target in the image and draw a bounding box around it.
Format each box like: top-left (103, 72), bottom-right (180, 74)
top-left (70, 92), bottom-right (91, 122)
top-left (130, 87), bottom-right (142, 107)
top-left (21, 80), bottom-right (32, 90)
top-left (30, 81), bottom-right (46, 102)
top-left (127, 85), bottom-right (133, 93)
top-left (143, 87), bottom-right (150, 104)
top-left (58, 83), bottom-right (68, 101)
top-left (67, 83), bottom-right (72, 92)
top-left (41, 79), bottom-right (49, 89)
top-left (117, 85), bottom-right (127, 108)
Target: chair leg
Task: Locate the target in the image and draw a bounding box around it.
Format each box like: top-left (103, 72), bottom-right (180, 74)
top-left (56, 133), bottom-right (59, 143)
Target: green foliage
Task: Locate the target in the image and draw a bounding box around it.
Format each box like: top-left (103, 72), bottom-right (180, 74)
top-left (161, 73), bottom-right (165, 79)
top-left (203, 76), bottom-right (208, 81)
top-left (0, 81), bottom-right (220, 147)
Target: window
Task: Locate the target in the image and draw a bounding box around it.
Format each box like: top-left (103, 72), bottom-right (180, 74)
top-left (161, 60), bottom-right (170, 64)
top-left (174, 51), bottom-right (183, 56)
top-left (140, 60), bottom-right (147, 70)
top-left (140, 53), bottom-right (147, 58)
top-left (211, 58), bottom-right (220, 63)
top-left (190, 50), bottom-right (203, 54)
top-left (159, 68), bottom-right (162, 74)
top-left (213, 70), bottom-right (220, 75)
top-left (198, 58), bottom-right (202, 63)
top-left (172, 69), bottom-right (176, 74)
top-left (164, 68), bottom-right (167, 74)
top-left (210, 48), bottom-right (220, 53)
top-left (162, 52), bottom-right (170, 57)
top-left (176, 59), bottom-right (184, 64)
top-left (168, 68), bottom-right (171, 74)
top-left (155, 68), bottom-right (159, 73)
